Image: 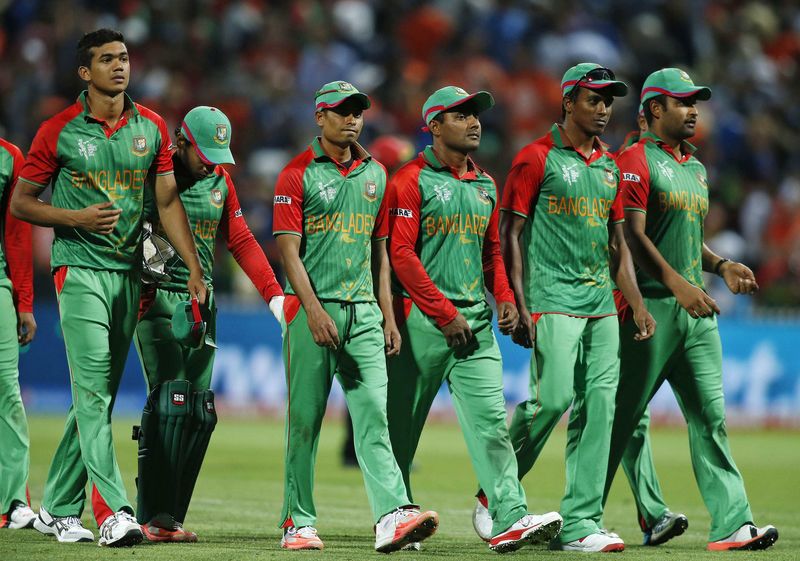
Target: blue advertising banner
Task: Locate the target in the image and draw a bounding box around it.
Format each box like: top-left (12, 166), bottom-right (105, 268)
top-left (19, 302), bottom-right (800, 425)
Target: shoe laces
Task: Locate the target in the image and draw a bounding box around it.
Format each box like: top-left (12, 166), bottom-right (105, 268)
top-left (651, 512), bottom-right (674, 534)
top-left (517, 514), bottom-right (535, 528)
top-left (289, 526), bottom-right (318, 539)
top-left (60, 516), bottom-right (85, 529)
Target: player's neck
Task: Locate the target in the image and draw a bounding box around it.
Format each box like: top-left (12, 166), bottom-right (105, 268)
top-left (652, 125), bottom-right (684, 157)
top-left (432, 144), bottom-right (469, 177)
top-left (86, 86), bottom-right (126, 128)
top-left (319, 136), bottom-right (353, 164)
top-left (562, 121), bottom-right (596, 159)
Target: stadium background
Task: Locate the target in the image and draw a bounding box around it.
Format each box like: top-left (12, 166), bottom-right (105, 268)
top-left (1, 0), bottom-right (799, 424)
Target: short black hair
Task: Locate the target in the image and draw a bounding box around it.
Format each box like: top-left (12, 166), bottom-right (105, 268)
top-left (77, 29), bottom-right (125, 68)
top-left (643, 94), bottom-right (667, 126)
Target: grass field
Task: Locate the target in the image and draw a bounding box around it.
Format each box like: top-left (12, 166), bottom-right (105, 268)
top-left (0, 415), bottom-right (797, 560)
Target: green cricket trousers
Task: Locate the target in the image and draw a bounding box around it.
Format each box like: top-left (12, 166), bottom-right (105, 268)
top-left (387, 299), bottom-right (527, 536)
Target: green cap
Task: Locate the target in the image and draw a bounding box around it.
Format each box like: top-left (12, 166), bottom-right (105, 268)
top-left (640, 68), bottom-right (711, 104)
top-left (422, 86), bottom-right (494, 126)
top-left (561, 63), bottom-right (628, 97)
top-left (314, 81), bottom-right (371, 111)
top-left (180, 106), bottom-right (235, 165)
top-left (171, 298), bottom-right (215, 350)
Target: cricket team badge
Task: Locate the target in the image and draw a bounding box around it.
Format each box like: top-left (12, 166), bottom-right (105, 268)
top-left (364, 180), bottom-right (378, 202)
top-left (214, 124), bottom-right (229, 145)
top-left (210, 188), bottom-right (224, 208)
top-left (476, 186), bottom-right (491, 204)
top-left (132, 136), bottom-right (149, 156)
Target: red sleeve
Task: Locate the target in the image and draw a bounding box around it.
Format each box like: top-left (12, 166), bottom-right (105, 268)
top-left (373, 162), bottom-right (389, 239)
top-left (18, 121), bottom-right (60, 188)
top-left (388, 160), bottom-right (458, 328)
top-left (482, 185), bottom-right (515, 305)
top-left (137, 105), bottom-right (174, 175)
top-left (500, 144), bottom-right (547, 217)
top-left (218, 170), bottom-right (283, 304)
top-left (617, 144), bottom-right (651, 212)
top-left (273, 151), bottom-right (311, 235)
top-left (2, 143), bottom-right (33, 312)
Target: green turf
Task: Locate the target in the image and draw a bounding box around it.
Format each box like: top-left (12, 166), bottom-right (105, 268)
top-left (1, 415), bottom-right (796, 559)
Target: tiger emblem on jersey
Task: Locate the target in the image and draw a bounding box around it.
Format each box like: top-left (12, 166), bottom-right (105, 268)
top-left (210, 188), bottom-right (224, 208)
top-left (602, 168), bottom-right (616, 189)
top-left (363, 180), bottom-right (377, 202)
top-left (696, 172), bottom-right (708, 190)
top-left (476, 186), bottom-right (491, 205)
top-left (132, 136), bottom-right (149, 156)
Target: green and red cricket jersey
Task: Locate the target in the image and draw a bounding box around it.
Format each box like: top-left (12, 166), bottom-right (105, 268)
top-left (501, 123), bottom-right (624, 317)
top-left (388, 146), bottom-right (514, 328)
top-left (617, 131), bottom-right (708, 296)
top-left (0, 138), bottom-right (33, 312)
top-left (145, 154), bottom-right (282, 302)
top-left (614, 131), bottom-right (640, 158)
top-left (18, 91), bottom-right (173, 271)
top-left (272, 137), bottom-right (388, 303)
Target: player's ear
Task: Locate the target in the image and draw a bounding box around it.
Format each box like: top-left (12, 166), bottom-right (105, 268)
top-left (78, 65), bottom-right (91, 83)
top-left (315, 110), bottom-right (325, 127)
top-left (562, 96), bottom-right (573, 115)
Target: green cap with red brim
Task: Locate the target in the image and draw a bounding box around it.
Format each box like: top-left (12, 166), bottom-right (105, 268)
top-left (561, 63), bottom-right (628, 97)
top-left (180, 106), bottom-right (235, 166)
top-left (640, 68), bottom-right (711, 104)
top-left (314, 81), bottom-right (371, 111)
top-left (171, 298), bottom-right (216, 350)
top-left (421, 86), bottom-right (495, 129)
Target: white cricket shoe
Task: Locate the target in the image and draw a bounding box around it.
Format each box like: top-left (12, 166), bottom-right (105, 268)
top-left (555, 529), bottom-right (625, 552)
top-left (98, 510), bottom-right (143, 547)
top-left (33, 506), bottom-right (94, 542)
top-left (472, 497), bottom-right (493, 542)
top-left (644, 511), bottom-right (688, 546)
top-left (375, 507), bottom-right (438, 553)
top-left (281, 525), bottom-right (324, 550)
top-left (489, 512), bottom-right (563, 553)
top-left (7, 503), bottom-right (37, 529)
top-left (707, 523), bottom-right (778, 551)
top-left (401, 541), bottom-right (421, 551)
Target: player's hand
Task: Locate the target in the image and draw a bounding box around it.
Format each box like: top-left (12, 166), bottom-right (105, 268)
top-left (74, 202), bottom-right (122, 234)
top-left (269, 295), bottom-right (285, 323)
top-left (720, 261), bottom-right (759, 295)
top-left (383, 321), bottom-right (402, 356)
top-left (440, 312), bottom-right (473, 348)
top-left (673, 279), bottom-right (720, 318)
top-left (497, 301), bottom-right (519, 335)
top-left (307, 305), bottom-right (340, 349)
top-left (17, 312), bottom-right (37, 346)
top-left (187, 270), bottom-right (208, 305)
top-left (511, 306), bottom-right (535, 348)
top-left (631, 305), bottom-right (656, 341)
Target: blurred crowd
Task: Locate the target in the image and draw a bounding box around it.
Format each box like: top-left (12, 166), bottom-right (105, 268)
top-left (1, 0), bottom-right (798, 310)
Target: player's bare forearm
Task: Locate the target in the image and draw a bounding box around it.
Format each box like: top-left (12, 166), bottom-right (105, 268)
top-left (702, 243), bottom-right (759, 295)
top-left (277, 233), bottom-right (339, 348)
top-left (11, 180), bottom-right (86, 228)
top-left (499, 211), bottom-right (529, 313)
top-left (371, 239), bottom-right (396, 326)
top-left (154, 174), bottom-right (203, 275)
top-left (610, 223), bottom-right (645, 312)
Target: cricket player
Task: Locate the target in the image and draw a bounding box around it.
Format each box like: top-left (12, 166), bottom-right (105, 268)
top-left (272, 81), bottom-right (438, 553)
top-left (133, 106), bottom-right (284, 542)
top-left (611, 104), bottom-right (689, 547)
top-left (0, 137), bottom-right (37, 530)
top-left (605, 67), bottom-right (778, 551)
top-left (387, 86), bottom-right (563, 554)
top-left (489, 62), bottom-right (656, 553)
top-left (11, 28), bottom-right (206, 547)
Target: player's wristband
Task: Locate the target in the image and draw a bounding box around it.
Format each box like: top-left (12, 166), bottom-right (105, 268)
top-left (714, 258), bottom-right (730, 276)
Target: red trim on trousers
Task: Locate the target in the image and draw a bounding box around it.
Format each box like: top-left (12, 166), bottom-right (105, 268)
top-left (91, 484), bottom-right (114, 526)
top-left (53, 266), bottom-right (68, 295)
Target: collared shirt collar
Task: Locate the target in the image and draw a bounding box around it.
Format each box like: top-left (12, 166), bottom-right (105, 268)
top-left (77, 90), bottom-right (139, 123)
top-left (549, 123), bottom-right (609, 155)
top-left (421, 145), bottom-right (481, 180)
top-left (640, 130), bottom-right (697, 162)
top-left (310, 136), bottom-right (371, 165)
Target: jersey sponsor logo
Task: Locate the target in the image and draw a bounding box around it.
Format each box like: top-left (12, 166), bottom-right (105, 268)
top-left (433, 183), bottom-right (452, 203)
top-left (210, 188), bottom-right (224, 208)
top-left (424, 213), bottom-right (489, 238)
top-left (317, 178), bottom-right (337, 204)
top-left (274, 195), bottom-right (292, 205)
top-left (305, 212), bottom-right (375, 237)
top-left (561, 163), bottom-right (580, 185)
top-left (214, 124), bottom-right (228, 145)
top-left (390, 207), bottom-right (413, 218)
top-left (364, 180), bottom-right (378, 202)
top-left (71, 169), bottom-right (146, 194)
top-left (234, 208), bottom-right (243, 218)
top-left (77, 138), bottom-right (98, 159)
top-left (475, 186), bottom-right (492, 205)
top-left (602, 168), bottom-right (616, 188)
top-left (132, 136), bottom-right (149, 156)
top-left (656, 160), bottom-right (675, 181)
top-left (622, 172), bottom-right (641, 183)
top-left (547, 195), bottom-right (614, 221)
top-left (696, 172), bottom-right (708, 190)
top-left (172, 392), bottom-right (186, 406)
